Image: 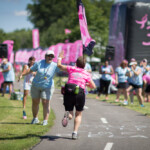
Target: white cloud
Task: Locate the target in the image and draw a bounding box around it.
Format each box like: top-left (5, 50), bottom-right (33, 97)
top-left (14, 10), bottom-right (29, 16)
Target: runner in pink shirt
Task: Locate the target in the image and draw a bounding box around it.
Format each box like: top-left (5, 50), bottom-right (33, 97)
top-left (57, 51), bottom-right (96, 140)
top-left (143, 75), bottom-right (150, 102)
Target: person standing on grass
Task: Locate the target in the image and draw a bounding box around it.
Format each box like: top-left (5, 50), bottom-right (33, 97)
top-left (127, 58), bottom-right (137, 104)
top-left (19, 51), bottom-right (58, 126)
top-left (140, 59), bottom-right (150, 101)
top-left (96, 60), bottom-right (114, 100)
top-left (126, 61), bottom-right (144, 107)
top-left (143, 75), bottom-right (150, 102)
top-left (57, 51), bottom-right (96, 140)
top-left (115, 60), bottom-right (129, 105)
top-left (18, 57), bottom-right (36, 119)
top-left (1, 58), bottom-right (15, 98)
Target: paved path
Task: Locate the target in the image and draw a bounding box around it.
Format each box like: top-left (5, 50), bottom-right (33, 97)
top-left (32, 89), bottom-right (150, 150)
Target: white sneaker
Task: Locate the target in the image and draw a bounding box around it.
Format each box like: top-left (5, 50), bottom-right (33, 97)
top-left (42, 120), bottom-right (48, 126)
top-left (123, 100), bottom-right (128, 105)
top-left (31, 118), bottom-right (39, 124)
top-left (62, 111), bottom-right (69, 127)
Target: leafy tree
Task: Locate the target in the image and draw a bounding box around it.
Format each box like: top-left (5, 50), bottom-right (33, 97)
top-left (0, 29), bottom-right (7, 43)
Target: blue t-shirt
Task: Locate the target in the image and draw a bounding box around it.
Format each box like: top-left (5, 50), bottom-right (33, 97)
top-left (3, 62), bottom-right (15, 82)
top-left (30, 60), bottom-right (58, 89)
top-left (101, 65), bottom-right (112, 81)
top-left (130, 66), bottom-right (143, 85)
top-left (115, 67), bottom-right (128, 83)
top-left (141, 65), bottom-right (150, 75)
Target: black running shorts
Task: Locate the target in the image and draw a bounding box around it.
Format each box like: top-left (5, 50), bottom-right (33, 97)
top-left (63, 86), bottom-right (85, 111)
top-left (145, 84), bottom-right (150, 93)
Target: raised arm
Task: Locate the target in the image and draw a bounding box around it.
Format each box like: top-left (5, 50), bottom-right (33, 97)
top-left (131, 66), bottom-right (141, 76)
top-left (86, 79), bottom-right (96, 89)
top-left (18, 65), bottom-right (33, 81)
top-left (57, 51), bottom-right (67, 72)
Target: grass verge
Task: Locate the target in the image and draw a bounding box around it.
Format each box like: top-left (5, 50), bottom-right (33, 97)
top-left (87, 93), bottom-right (150, 117)
top-left (0, 95), bottom-right (55, 150)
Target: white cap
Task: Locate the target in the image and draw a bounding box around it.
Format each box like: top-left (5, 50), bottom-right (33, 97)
top-left (45, 51), bottom-right (55, 56)
top-left (143, 58), bottom-right (147, 63)
top-left (129, 62), bottom-right (137, 66)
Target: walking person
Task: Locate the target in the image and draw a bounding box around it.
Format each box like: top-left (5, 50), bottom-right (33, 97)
top-left (126, 61), bottom-right (144, 107)
top-left (57, 51), bottom-right (96, 140)
top-left (127, 58), bottom-right (136, 104)
top-left (20, 51), bottom-right (58, 125)
top-left (115, 60), bottom-right (129, 105)
top-left (18, 57), bottom-right (36, 119)
top-left (1, 58), bottom-right (15, 98)
top-left (140, 59), bottom-right (150, 75)
top-left (96, 60), bottom-right (114, 100)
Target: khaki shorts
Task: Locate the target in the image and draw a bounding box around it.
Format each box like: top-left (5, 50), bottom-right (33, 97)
top-left (31, 85), bottom-right (55, 100)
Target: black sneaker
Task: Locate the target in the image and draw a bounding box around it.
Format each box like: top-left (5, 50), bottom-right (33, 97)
top-left (62, 111), bottom-right (69, 127)
top-left (72, 133), bottom-right (78, 140)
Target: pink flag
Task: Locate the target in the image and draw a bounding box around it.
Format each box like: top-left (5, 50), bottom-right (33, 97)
top-left (32, 29), bottom-right (40, 49)
top-left (65, 29), bottom-right (71, 34)
top-left (77, 0), bottom-right (95, 56)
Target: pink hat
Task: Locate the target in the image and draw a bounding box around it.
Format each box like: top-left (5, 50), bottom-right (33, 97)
top-left (130, 58), bottom-right (136, 62)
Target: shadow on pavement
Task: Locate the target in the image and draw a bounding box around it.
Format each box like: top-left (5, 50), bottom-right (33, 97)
top-left (41, 135), bottom-right (72, 141)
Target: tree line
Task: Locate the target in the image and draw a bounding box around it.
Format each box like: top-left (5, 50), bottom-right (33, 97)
top-left (0, 0), bottom-right (114, 59)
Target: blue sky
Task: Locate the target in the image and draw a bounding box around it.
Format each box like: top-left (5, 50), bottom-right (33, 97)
top-left (0, 0), bottom-right (33, 33)
top-left (0, 0), bottom-right (138, 33)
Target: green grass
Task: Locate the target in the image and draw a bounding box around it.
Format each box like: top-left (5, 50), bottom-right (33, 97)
top-left (87, 93), bottom-right (150, 117)
top-left (0, 94), bottom-right (55, 150)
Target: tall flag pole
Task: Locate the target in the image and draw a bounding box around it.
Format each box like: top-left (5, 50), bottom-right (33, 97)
top-left (77, 0), bottom-right (96, 56)
top-left (32, 29), bottom-right (39, 49)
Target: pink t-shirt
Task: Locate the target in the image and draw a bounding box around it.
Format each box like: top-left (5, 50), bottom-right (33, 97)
top-left (67, 66), bottom-right (91, 90)
top-left (143, 75), bottom-right (150, 84)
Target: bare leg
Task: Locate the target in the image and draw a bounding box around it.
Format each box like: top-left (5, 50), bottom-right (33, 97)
top-left (8, 83), bottom-right (13, 97)
top-left (105, 94), bottom-right (108, 100)
top-left (127, 86), bottom-right (133, 103)
top-left (130, 92), bottom-right (134, 103)
top-left (136, 88), bottom-right (143, 105)
top-left (74, 111), bottom-right (82, 132)
top-left (69, 111), bottom-right (73, 120)
top-left (2, 83), bottom-right (7, 96)
top-left (42, 99), bottom-right (50, 120)
top-left (23, 90), bottom-right (29, 109)
top-left (123, 89), bottom-right (128, 100)
top-left (32, 98), bottom-right (40, 118)
top-left (116, 89), bottom-right (121, 100)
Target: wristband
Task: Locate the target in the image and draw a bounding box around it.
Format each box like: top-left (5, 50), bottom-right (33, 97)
top-left (58, 57), bottom-right (62, 60)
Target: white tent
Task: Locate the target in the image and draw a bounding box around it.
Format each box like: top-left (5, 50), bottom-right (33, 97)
top-left (86, 56), bottom-right (101, 63)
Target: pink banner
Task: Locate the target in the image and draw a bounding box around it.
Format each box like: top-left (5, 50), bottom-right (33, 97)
top-left (32, 29), bottom-right (40, 49)
top-left (77, 0), bottom-right (95, 56)
top-left (14, 40), bottom-right (83, 65)
top-left (9, 52), bottom-right (14, 63)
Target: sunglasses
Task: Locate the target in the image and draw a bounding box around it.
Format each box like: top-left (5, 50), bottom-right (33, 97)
top-left (46, 55), bottom-right (54, 58)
